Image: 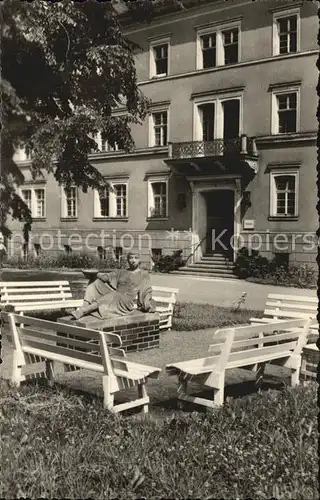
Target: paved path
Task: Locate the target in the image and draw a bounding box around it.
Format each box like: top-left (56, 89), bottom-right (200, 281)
top-left (150, 273), bottom-right (316, 311)
top-left (1, 268), bottom-right (316, 311)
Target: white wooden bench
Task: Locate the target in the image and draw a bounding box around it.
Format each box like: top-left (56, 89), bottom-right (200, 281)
top-left (148, 286), bottom-right (179, 330)
top-left (0, 281), bottom-right (83, 313)
top-left (166, 318), bottom-right (311, 410)
top-left (250, 293), bottom-right (318, 335)
top-left (3, 312), bottom-right (161, 414)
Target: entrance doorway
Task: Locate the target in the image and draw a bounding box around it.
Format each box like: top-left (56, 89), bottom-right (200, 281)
top-left (204, 190), bottom-right (234, 257)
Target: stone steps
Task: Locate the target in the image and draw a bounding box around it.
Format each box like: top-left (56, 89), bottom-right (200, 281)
top-left (174, 252), bottom-right (237, 279)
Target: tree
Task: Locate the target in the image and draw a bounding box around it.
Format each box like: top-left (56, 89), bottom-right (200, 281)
top-left (1, 0), bottom-right (151, 239)
top-left (1, 0), bottom-right (198, 240)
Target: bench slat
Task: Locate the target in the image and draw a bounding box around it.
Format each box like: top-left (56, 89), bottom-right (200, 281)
top-left (12, 300), bottom-right (84, 312)
top-left (1, 287), bottom-right (71, 295)
top-left (267, 294), bottom-right (318, 303)
top-left (265, 301), bottom-right (317, 312)
top-left (152, 286), bottom-right (179, 294)
top-left (0, 281), bottom-right (70, 287)
top-left (215, 318), bottom-right (308, 340)
top-left (263, 309), bottom-right (316, 319)
top-left (2, 292), bottom-right (73, 301)
top-left (19, 328), bottom-right (103, 353)
top-left (209, 330), bottom-right (302, 352)
top-left (22, 338), bottom-right (103, 365)
top-left (23, 345), bottom-right (105, 373)
top-left (228, 342), bottom-right (297, 364)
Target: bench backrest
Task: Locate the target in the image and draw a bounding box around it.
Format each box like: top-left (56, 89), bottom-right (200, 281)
top-left (263, 293), bottom-right (317, 320)
top-left (0, 281), bottom-right (73, 306)
top-left (207, 318), bottom-right (311, 371)
top-left (151, 286), bottom-right (179, 308)
top-left (5, 312), bottom-right (127, 376)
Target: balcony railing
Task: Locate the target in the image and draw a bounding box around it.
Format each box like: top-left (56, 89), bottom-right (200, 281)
top-left (168, 135), bottom-right (258, 160)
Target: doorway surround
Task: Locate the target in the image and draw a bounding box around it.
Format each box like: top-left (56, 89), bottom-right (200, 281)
top-left (187, 174), bottom-right (242, 262)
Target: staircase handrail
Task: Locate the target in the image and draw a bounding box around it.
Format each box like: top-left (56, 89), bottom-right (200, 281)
top-left (184, 235), bottom-right (207, 266)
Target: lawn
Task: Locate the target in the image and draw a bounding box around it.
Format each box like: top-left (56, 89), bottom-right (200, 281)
top-left (0, 379), bottom-right (317, 499)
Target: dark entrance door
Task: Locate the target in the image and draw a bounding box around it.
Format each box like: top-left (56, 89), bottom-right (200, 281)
top-left (205, 190), bottom-right (234, 258)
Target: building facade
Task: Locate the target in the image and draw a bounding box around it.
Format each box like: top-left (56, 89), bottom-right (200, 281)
top-left (9, 0), bottom-right (318, 270)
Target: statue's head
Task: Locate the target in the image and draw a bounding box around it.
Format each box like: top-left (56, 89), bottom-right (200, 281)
top-left (127, 250), bottom-right (141, 270)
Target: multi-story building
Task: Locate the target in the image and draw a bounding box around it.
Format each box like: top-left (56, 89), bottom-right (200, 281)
top-left (9, 0), bottom-right (318, 274)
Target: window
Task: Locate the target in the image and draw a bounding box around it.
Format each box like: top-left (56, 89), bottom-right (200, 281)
top-left (149, 37), bottom-right (170, 78)
top-left (193, 92), bottom-right (243, 142)
top-left (199, 103), bottom-right (215, 141)
top-left (21, 189), bottom-right (32, 210)
top-left (200, 33), bottom-right (216, 68)
top-left (196, 21), bottom-right (241, 70)
top-left (273, 9), bottom-right (299, 56)
top-left (270, 170), bottom-right (299, 218)
top-left (34, 243), bottom-right (42, 256)
top-left (274, 253), bottom-right (289, 271)
top-left (62, 187), bottom-right (78, 218)
top-left (64, 245), bottom-right (72, 255)
top-left (20, 186), bottom-right (46, 218)
top-left (94, 180), bottom-right (128, 218)
top-left (101, 137), bottom-right (119, 152)
top-left (148, 177), bottom-right (168, 218)
top-left (150, 111), bottom-right (168, 147)
top-left (271, 88), bottom-right (299, 134)
top-left (222, 28), bottom-right (239, 65)
top-left (35, 189), bottom-right (45, 217)
top-left (97, 246), bottom-right (107, 260)
top-left (114, 246), bottom-right (123, 262)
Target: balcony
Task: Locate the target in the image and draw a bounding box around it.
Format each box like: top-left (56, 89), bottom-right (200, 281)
top-left (166, 135), bottom-right (259, 176)
top-left (168, 135), bottom-right (258, 160)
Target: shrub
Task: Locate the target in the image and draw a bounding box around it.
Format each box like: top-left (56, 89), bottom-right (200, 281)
top-left (234, 247), bottom-right (317, 288)
top-left (0, 380), bottom-right (317, 499)
top-left (2, 252), bottom-right (125, 270)
top-left (248, 263), bottom-right (318, 289)
top-left (152, 249), bottom-right (185, 273)
top-left (234, 247), bottom-right (270, 279)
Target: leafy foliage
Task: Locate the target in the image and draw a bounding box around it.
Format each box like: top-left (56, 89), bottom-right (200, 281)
top-left (152, 249), bottom-right (185, 273)
top-left (235, 247), bottom-right (317, 288)
top-left (2, 251), bottom-right (127, 270)
top-left (1, 0), bottom-right (150, 237)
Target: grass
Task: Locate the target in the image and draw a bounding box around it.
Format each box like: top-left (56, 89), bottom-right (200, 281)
top-left (172, 301), bottom-right (263, 330)
top-left (0, 379), bottom-right (317, 499)
top-left (247, 276), bottom-right (317, 289)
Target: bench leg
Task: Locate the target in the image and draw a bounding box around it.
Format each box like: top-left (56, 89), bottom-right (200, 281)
top-left (291, 364), bottom-right (301, 387)
top-left (45, 360), bottom-right (55, 387)
top-left (255, 362), bottom-right (266, 389)
top-left (213, 374), bottom-right (225, 407)
top-left (102, 375), bottom-right (114, 411)
top-left (11, 350), bottom-right (25, 386)
top-left (177, 374), bottom-right (188, 409)
top-left (138, 383), bottom-right (148, 414)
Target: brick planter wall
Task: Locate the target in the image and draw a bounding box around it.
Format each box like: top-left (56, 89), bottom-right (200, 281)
top-left (58, 312), bottom-right (160, 352)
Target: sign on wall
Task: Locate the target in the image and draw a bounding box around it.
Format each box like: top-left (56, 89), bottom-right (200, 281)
top-left (243, 219), bottom-right (255, 230)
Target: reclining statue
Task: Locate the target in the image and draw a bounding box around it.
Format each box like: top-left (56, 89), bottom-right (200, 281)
top-left (70, 251), bottom-right (156, 320)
